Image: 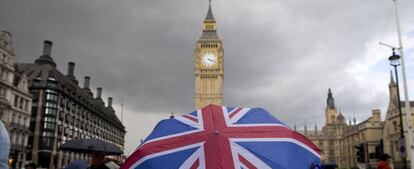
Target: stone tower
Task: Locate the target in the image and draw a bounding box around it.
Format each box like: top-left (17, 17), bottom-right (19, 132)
top-left (325, 88), bottom-right (338, 125)
top-left (195, 0), bottom-right (224, 109)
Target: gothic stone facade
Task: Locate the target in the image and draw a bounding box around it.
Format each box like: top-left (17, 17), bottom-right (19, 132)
top-left (0, 31), bottom-right (33, 168)
top-left (382, 74), bottom-right (414, 168)
top-left (302, 75), bottom-right (414, 168)
top-left (301, 89), bottom-right (383, 168)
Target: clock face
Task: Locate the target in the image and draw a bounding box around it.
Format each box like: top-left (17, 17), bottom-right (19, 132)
top-left (202, 52), bottom-right (217, 67)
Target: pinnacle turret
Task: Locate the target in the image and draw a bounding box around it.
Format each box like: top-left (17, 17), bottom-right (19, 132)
top-left (390, 71), bottom-right (395, 85)
top-left (327, 88), bottom-right (336, 109)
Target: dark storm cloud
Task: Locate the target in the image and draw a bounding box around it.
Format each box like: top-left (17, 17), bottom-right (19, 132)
top-left (1, 0), bottom-right (414, 151)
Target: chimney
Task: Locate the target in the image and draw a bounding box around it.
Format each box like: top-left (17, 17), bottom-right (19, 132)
top-left (372, 109), bottom-right (381, 122)
top-left (67, 62), bottom-right (75, 77)
top-left (35, 40), bottom-right (56, 67)
top-left (43, 40), bottom-right (53, 56)
top-left (107, 97), bottom-right (113, 107)
top-left (96, 87), bottom-right (102, 99)
top-left (84, 76), bottom-right (90, 89)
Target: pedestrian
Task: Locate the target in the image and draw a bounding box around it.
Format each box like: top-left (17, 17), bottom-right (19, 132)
top-left (0, 120), bottom-right (10, 169)
top-left (65, 160), bottom-right (87, 169)
top-left (88, 151), bottom-right (109, 169)
top-left (25, 162), bottom-right (37, 169)
top-left (377, 154), bottom-right (392, 169)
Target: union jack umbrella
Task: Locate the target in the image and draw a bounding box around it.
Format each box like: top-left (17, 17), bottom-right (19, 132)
top-left (121, 104), bottom-right (320, 169)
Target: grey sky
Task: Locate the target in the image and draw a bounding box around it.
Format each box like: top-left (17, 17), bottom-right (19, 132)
top-left (1, 0), bottom-right (414, 154)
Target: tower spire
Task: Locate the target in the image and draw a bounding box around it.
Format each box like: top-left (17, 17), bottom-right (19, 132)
top-left (327, 88), bottom-right (336, 109)
top-left (353, 114), bottom-right (357, 125)
top-left (390, 70), bottom-right (395, 84)
top-left (304, 122), bottom-right (308, 135)
top-left (205, 0), bottom-right (215, 20)
top-left (293, 121), bottom-right (297, 131)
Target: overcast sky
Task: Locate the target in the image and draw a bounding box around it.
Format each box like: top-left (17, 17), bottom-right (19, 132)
top-left (1, 0), bottom-right (414, 155)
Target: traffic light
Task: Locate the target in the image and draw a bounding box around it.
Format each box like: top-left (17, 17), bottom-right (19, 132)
top-left (355, 143), bottom-right (366, 162)
top-left (375, 139), bottom-right (384, 159)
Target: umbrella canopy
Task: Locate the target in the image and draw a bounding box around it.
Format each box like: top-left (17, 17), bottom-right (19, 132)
top-left (64, 159), bottom-right (88, 169)
top-left (121, 104), bottom-right (320, 169)
top-left (0, 121), bottom-right (10, 169)
top-left (105, 161), bottom-right (120, 169)
top-left (60, 138), bottom-right (122, 155)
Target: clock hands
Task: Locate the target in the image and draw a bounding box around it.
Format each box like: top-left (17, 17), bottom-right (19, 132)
top-left (202, 53), bottom-right (216, 66)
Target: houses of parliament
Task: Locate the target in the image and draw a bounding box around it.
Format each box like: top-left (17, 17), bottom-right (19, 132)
top-left (300, 74), bottom-right (414, 168)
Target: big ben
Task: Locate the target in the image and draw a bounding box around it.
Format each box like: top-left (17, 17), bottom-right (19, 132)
top-left (195, 0), bottom-right (223, 109)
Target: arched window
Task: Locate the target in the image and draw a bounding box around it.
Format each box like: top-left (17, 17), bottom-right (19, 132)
top-left (393, 121), bottom-right (398, 132)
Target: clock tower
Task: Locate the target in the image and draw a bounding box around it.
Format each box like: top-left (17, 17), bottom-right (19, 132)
top-left (195, 0), bottom-right (223, 109)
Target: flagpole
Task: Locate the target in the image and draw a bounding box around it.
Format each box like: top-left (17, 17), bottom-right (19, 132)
top-left (393, 0), bottom-right (414, 168)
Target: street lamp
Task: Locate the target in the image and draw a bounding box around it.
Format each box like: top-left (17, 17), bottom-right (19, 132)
top-left (389, 48), bottom-right (407, 169)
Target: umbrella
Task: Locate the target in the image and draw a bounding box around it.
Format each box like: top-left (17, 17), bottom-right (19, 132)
top-left (64, 159), bottom-right (88, 169)
top-left (60, 138), bottom-right (122, 155)
top-left (121, 104), bottom-right (321, 169)
top-left (105, 161), bottom-right (120, 169)
top-left (0, 120), bottom-right (10, 169)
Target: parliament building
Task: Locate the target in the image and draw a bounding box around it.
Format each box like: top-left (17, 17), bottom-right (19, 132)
top-left (301, 74), bottom-right (414, 169)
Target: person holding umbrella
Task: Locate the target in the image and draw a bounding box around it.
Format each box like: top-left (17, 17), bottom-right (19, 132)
top-left (377, 154), bottom-right (392, 169)
top-left (25, 162), bottom-right (37, 169)
top-left (59, 138), bottom-right (122, 169)
top-left (88, 151), bottom-right (109, 169)
top-left (64, 160), bottom-right (87, 169)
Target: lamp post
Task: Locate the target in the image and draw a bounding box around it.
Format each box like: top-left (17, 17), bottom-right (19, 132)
top-left (392, 1), bottom-right (414, 168)
top-left (389, 48), bottom-right (407, 169)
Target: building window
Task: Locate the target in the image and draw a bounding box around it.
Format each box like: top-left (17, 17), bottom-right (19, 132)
top-left (32, 79), bottom-right (41, 87)
top-left (44, 116), bottom-right (56, 123)
top-left (0, 86), bottom-right (4, 98)
top-left (3, 54), bottom-right (8, 63)
top-left (58, 111), bottom-right (64, 121)
top-left (13, 95), bottom-right (18, 107)
top-left (41, 131), bottom-right (54, 148)
top-left (0, 69), bottom-right (4, 81)
top-left (19, 97), bottom-right (24, 109)
top-left (45, 102), bottom-right (57, 108)
top-left (45, 89), bottom-right (58, 94)
top-left (44, 107), bottom-right (57, 116)
top-left (43, 122), bottom-right (55, 130)
top-left (46, 92), bottom-right (58, 102)
top-left (46, 79), bottom-right (58, 88)
top-left (393, 121), bottom-right (398, 132)
top-left (24, 99), bottom-right (29, 111)
top-left (30, 90), bottom-right (39, 102)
